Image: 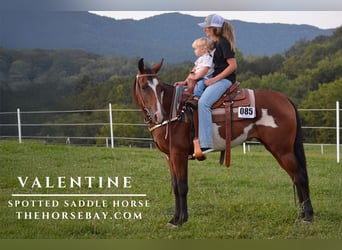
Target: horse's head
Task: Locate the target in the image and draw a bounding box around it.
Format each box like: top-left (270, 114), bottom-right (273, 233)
top-left (134, 58), bottom-right (167, 124)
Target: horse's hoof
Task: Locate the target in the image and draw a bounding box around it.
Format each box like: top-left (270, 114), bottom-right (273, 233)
top-left (166, 222), bottom-right (179, 229)
top-left (302, 217), bottom-right (313, 224)
top-left (296, 215), bottom-right (313, 224)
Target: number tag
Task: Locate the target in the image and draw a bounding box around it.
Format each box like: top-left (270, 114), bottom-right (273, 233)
top-left (238, 107), bottom-right (256, 118)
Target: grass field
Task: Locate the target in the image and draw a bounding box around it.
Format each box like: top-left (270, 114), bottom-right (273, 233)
top-left (0, 140), bottom-right (341, 239)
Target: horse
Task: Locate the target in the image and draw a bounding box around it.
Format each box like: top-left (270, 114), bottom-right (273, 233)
top-left (133, 58), bottom-right (313, 227)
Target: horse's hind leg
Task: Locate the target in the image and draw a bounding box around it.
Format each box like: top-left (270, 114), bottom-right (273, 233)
top-left (270, 150), bottom-right (314, 222)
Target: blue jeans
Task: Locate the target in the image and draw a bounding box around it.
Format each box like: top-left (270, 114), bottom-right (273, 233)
top-left (198, 78), bottom-right (232, 148)
top-left (193, 77), bottom-right (209, 98)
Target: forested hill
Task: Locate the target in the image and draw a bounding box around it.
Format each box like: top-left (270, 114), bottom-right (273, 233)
top-left (0, 11), bottom-right (334, 62)
top-left (1, 26), bottom-right (341, 111)
top-left (0, 27), bottom-right (341, 143)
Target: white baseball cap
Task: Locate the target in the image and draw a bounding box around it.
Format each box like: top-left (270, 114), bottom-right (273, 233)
top-left (198, 14), bottom-right (225, 28)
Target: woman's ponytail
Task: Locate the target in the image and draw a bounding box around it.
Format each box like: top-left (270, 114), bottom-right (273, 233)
top-left (222, 22), bottom-right (236, 52)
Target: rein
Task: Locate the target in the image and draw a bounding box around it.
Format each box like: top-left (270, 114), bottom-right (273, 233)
top-left (148, 116), bottom-right (181, 132)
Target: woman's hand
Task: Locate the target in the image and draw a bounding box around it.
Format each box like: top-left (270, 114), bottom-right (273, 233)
top-left (205, 58), bottom-right (237, 86)
top-left (204, 78), bottom-right (216, 86)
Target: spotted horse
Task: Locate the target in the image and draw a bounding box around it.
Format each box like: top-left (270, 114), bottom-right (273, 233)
top-left (133, 58), bottom-right (314, 227)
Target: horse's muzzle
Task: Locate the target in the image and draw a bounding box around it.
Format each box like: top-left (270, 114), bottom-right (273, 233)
top-left (154, 110), bottom-right (165, 124)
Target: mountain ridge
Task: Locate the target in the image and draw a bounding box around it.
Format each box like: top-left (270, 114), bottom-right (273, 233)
top-left (0, 11), bottom-right (334, 62)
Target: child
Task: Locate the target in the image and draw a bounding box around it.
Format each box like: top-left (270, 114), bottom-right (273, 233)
top-left (186, 37), bottom-right (214, 102)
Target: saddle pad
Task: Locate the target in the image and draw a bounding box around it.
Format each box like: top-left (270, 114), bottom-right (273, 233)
top-left (171, 85), bottom-right (185, 118)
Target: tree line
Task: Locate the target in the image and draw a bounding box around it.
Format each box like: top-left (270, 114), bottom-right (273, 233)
top-left (0, 26), bottom-right (341, 144)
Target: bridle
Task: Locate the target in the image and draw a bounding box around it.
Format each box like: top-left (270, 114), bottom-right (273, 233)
top-left (135, 73), bottom-right (182, 132)
top-left (135, 73), bottom-right (159, 125)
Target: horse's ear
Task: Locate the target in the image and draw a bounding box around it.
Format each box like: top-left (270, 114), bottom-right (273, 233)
top-left (152, 58), bottom-right (164, 73)
top-left (138, 58), bottom-right (145, 74)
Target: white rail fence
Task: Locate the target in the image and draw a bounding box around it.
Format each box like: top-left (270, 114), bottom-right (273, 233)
top-left (0, 102), bottom-right (340, 163)
top-left (1, 104), bottom-right (152, 147)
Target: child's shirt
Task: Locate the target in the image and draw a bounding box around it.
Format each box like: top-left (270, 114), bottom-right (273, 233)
top-left (194, 53), bottom-right (214, 79)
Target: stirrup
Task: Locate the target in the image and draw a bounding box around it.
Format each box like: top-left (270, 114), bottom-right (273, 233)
top-left (193, 139), bottom-right (206, 161)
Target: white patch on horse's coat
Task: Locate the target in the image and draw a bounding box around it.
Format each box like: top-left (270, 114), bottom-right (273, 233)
top-left (231, 123), bottom-right (254, 147)
top-left (256, 109), bottom-right (278, 128)
top-left (212, 122), bottom-right (255, 150)
top-left (211, 108), bottom-right (278, 150)
top-left (212, 123), bottom-right (226, 150)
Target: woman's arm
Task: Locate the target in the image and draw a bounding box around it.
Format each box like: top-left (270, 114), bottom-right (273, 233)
top-left (204, 58), bottom-right (237, 86)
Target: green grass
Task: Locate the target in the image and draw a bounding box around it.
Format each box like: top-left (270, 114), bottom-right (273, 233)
top-left (0, 140), bottom-right (341, 239)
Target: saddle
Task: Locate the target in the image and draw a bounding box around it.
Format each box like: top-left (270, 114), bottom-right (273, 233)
top-left (212, 84), bottom-right (256, 123)
top-left (212, 82), bottom-right (252, 109)
top-left (171, 81), bottom-right (255, 167)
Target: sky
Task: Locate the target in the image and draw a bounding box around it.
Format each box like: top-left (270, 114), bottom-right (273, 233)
top-left (90, 11), bottom-right (342, 29)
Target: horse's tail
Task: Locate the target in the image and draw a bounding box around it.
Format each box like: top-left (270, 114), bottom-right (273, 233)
top-left (290, 99), bottom-right (309, 179)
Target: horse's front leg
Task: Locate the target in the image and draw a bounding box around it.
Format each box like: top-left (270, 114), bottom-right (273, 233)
top-left (166, 152), bottom-right (189, 227)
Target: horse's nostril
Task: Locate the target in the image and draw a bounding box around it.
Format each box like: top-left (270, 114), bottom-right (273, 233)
top-left (154, 111), bottom-right (164, 123)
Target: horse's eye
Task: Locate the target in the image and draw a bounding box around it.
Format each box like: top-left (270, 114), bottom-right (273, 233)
top-left (141, 83), bottom-right (148, 90)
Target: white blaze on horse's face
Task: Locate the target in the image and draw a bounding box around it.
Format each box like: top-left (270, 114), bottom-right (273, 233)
top-left (148, 78), bottom-right (164, 124)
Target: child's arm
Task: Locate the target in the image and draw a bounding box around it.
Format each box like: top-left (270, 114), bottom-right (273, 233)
top-left (187, 66), bottom-right (210, 81)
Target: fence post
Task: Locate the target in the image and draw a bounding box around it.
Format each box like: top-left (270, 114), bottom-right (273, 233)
top-left (109, 103), bottom-right (114, 149)
top-left (17, 108), bottom-right (22, 144)
top-left (337, 101), bottom-right (340, 163)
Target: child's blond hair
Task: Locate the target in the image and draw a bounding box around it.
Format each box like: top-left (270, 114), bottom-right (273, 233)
top-left (192, 37), bottom-right (213, 52)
